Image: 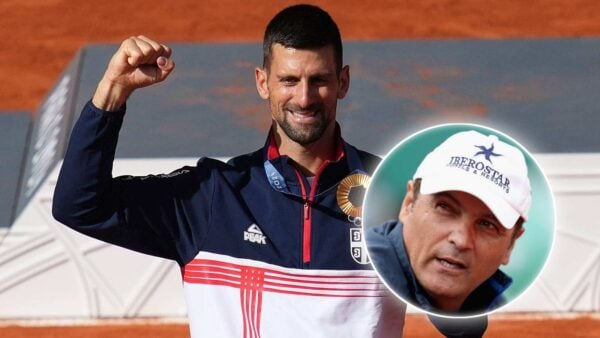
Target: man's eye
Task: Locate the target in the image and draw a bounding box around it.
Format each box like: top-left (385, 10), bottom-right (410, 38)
top-left (435, 202), bottom-right (453, 213)
top-left (479, 219), bottom-right (501, 233)
top-left (311, 77), bottom-right (328, 85)
top-left (281, 78), bottom-right (298, 86)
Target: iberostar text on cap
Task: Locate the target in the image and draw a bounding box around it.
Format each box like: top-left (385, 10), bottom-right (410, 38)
top-left (413, 130), bottom-right (532, 229)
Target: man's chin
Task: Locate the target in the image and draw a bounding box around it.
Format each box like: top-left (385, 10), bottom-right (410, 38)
top-left (419, 276), bottom-right (467, 303)
top-left (288, 133), bottom-right (322, 146)
top-left (279, 122), bottom-right (328, 145)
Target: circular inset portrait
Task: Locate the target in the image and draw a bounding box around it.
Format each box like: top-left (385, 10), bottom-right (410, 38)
top-left (363, 124), bottom-right (555, 318)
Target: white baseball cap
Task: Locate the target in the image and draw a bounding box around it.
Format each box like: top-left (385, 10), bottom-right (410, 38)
top-left (413, 130), bottom-right (531, 229)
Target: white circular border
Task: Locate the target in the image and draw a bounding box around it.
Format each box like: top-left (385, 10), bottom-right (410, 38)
top-left (362, 122), bottom-right (557, 319)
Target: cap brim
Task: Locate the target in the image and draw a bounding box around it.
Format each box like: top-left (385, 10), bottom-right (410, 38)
top-left (418, 172), bottom-right (520, 229)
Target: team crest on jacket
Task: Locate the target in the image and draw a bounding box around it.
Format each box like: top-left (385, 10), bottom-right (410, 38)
top-left (350, 228), bottom-right (369, 264)
top-left (337, 173), bottom-right (371, 265)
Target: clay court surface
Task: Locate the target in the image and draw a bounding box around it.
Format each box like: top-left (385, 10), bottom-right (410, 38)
top-left (3, 0), bottom-right (600, 112)
top-left (1, 0), bottom-right (599, 336)
top-left (1, 314), bottom-right (599, 337)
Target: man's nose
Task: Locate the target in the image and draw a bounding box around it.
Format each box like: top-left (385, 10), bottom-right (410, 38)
top-left (296, 80), bottom-right (316, 108)
top-left (447, 222), bottom-right (474, 251)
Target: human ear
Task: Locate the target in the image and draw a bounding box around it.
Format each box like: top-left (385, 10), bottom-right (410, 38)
top-left (337, 65), bottom-right (350, 99)
top-left (255, 67), bottom-right (269, 100)
top-left (399, 180), bottom-right (415, 222)
top-left (501, 227), bottom-right (525, 265)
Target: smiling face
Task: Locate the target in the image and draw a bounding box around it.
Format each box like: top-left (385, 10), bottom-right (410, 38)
top-left (255, 43), bottom-right (349, 146)
top-left (400, 180), bottom-right (523, 312)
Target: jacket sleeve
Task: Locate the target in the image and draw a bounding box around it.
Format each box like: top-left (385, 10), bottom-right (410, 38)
top-left (52, 101), bottom-right (214, 266)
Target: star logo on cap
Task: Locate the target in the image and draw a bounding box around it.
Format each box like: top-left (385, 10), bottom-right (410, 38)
top-left (474, 143), bottom-right (501, 163)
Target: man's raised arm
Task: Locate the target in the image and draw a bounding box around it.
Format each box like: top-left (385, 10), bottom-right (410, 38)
top-left (51, 37), bottom-right (207, 264)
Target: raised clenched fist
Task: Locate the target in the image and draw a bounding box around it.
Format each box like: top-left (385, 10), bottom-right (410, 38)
top-left (92, 35), bottom-right (175, 111)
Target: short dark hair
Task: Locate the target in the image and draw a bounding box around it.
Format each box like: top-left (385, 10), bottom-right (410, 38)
top-left (262, 4), bottom-right (343, 73)
top-left (412, 178), bottom-right (524, 241)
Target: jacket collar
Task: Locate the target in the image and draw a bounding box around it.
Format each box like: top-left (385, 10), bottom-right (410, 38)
top-left (261, 123), bottom-right (366, 196)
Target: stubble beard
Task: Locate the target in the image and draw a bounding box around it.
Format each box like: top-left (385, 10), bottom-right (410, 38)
top-left (275, 103), bottom-right (331, 145)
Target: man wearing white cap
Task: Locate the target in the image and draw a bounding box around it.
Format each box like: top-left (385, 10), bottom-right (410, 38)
top-left (365, 130), bottom-right (531, 315)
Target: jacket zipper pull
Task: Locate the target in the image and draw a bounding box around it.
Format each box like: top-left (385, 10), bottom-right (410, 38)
top-left (304, 201), bottom-right (310, 220)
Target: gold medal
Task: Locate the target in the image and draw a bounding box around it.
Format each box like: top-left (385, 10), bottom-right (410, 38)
top-left (336, 173), bottom-right (370, 218)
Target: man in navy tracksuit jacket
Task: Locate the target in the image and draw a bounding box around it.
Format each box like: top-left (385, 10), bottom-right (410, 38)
top-left (52, 4), bottom-right (486, 338)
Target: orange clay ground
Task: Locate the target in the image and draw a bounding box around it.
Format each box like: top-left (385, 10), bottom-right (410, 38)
top-left (0, 314), bottom-right (599, 338)
top-left (2, 0), bottom-right (600, 112)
